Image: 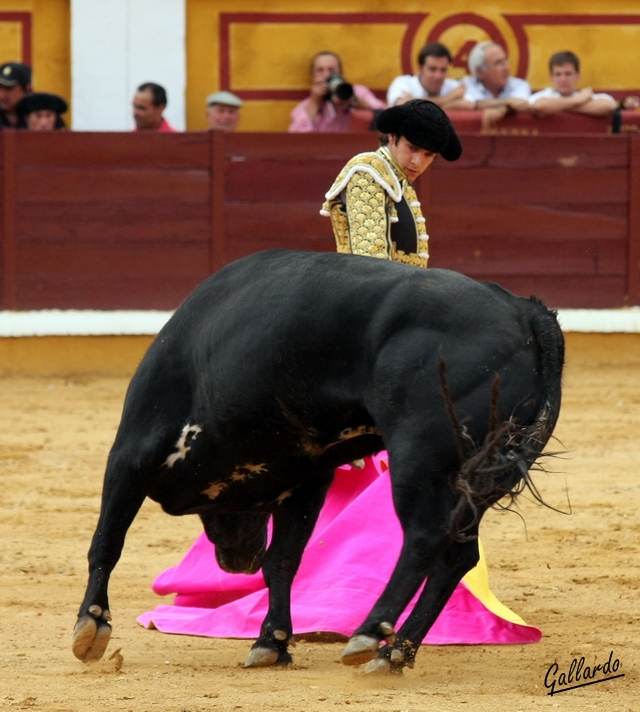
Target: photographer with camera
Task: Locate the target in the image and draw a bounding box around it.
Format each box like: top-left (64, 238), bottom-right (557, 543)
top-left (288, 51), bottom-right (385, 132)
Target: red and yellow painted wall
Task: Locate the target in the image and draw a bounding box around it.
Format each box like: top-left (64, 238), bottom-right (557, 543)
top-left (187, 0), bottom-right (640, 131)
top-left (0, 0), bottom-right (70, 117)
top-left (1, 0), bottom-right (639, 132)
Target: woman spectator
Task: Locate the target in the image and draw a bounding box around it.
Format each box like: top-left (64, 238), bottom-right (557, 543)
top-left (15, 92), bottom-right (68, 130)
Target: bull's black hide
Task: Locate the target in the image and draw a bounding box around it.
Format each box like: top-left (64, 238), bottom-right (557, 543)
top-left (73, 250), bottom-right (564, 673)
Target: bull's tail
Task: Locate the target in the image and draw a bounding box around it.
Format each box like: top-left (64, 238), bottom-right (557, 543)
top-left (444, 301), bottom-right (564, 543)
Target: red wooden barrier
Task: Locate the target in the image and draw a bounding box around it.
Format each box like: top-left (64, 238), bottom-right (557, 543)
top-left (429, 134), bottom-right (632, 307)
top-left (349, 110), bottom-right (640, 136)
top-left (0, 130), bottom-right (638, 310)
top-left (446, 110), bottom-right (640, 135)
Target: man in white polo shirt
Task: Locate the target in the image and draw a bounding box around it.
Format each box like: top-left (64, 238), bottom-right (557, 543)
top-left (529, 51), bottom-right (616, 118)
top-left (462, 41), bottom-right (531, 128)
top-left (386, 42), bottom-right (467, 110)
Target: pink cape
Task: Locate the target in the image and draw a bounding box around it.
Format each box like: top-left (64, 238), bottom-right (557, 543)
top-left (138, 452), bottom-right (541, 645)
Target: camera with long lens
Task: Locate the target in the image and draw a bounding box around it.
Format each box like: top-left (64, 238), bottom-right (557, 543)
top-left (325, 74), bottom-right (354, 102)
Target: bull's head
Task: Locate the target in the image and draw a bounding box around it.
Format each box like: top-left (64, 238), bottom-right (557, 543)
top-left (203, 511), bottom-right (269, 575)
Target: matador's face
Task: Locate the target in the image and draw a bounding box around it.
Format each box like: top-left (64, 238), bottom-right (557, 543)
top-left (388, 135), bottom-right (437, 182)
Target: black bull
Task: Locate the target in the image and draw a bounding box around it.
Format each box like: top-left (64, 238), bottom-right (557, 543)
top-left (72, 250), bottom-right (564, 673)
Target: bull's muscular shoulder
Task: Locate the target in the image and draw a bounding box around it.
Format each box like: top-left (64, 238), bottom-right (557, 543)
top-left (324, 151), bottom-right (402, 203)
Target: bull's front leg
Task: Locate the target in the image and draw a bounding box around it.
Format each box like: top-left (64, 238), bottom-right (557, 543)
top-left (244, 472), bottom-right (333, 668)
top-left (72, 456), bottom-right (146, 662)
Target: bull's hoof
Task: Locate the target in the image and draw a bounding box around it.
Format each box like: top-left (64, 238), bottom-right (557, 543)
top-left (340, 635), bottom-right (379, 666)
top-left (379, 621), bottom-right (396, 645)
top-left (72, 615), bottom-right (112, 662)
top-left (244, 646), bottom-right (279, 668)
top-left (364, 656), bottom-right (391, 675)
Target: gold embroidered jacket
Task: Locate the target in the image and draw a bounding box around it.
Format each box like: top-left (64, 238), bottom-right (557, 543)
top-left (320, 146), bottom-right (429, 267)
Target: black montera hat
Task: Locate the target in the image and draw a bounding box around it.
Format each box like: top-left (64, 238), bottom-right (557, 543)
top-left (376, 99), bottom-right (462, 162)
top-left (15, 92), bottom-right (68, 117)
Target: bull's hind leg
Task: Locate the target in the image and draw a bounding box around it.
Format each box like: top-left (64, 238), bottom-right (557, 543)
top-left (365, 534), bottom-right (480, 674)
top-left (72, 454), bottom-right (146, 662)
top-left (341, 441), bottom-right (461, 668)
top-left (244, 471), bottom-right (334, 668)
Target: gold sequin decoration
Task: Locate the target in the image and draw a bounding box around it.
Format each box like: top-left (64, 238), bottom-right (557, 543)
top-left (321, 149), bottom-right (429, 266)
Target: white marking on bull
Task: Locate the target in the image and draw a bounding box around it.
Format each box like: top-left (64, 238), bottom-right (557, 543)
top-left (164, 424), bottom-right (203, 468)
top-left (276, 489), bottom-right (293, 504)
top-left (242, 463), bottom-right (267, 474)
top-left (230, 462), bottom-right (268, 482)
top-left (202, 482), bottom-right (228, 500)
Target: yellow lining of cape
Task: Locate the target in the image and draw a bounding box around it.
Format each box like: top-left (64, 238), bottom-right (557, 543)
top-left (461, 539), bottom-right (530, 627)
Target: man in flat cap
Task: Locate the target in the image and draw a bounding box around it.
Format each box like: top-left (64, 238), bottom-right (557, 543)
top-left (0, 62), bottom-right (32, 128)
top-left (206, 91), bottom-right (243, 131)
top-left (321, 99), bottom-right (461, 266)
top-left (15, 92), bottom-right (68, 130)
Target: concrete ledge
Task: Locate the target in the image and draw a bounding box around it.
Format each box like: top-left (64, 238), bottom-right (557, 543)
top-left (2, 308), bottom-right (640, 337)
top-left (556, 308), bottom-right (640, 333)
top-left (0, 310), bottom-right (173, 337)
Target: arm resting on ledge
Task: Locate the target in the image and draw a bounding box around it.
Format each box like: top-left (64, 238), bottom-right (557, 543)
top-left (532, 89), bottom-right (615, 118)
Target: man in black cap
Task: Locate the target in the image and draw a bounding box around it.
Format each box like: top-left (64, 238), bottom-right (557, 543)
top-left (15, 92), bottom-right (68, 130)
top-left (0, 62), bottom-right (32, 128)
top-left (321, 99), bottom-right (461, 266)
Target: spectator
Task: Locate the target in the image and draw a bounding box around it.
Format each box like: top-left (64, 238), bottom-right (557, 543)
top-left (462, 42), bottom-right (531, 128)
top-left (620, 96), bottom-right (640, 110)
top-left (529, 52), bottom-right (617, 118)
top-left (15, 92), bottom-right (67, 130)
top-left (387, 42), bottom-right (467, 110)
top-left (132, 82), bottom-right (176, 132)
top-left (288, 51), bottom-right (385, 132)
top-left (0, 62), bottom-right (32, 128)
top-left (206, 90), bottom-right (243, 131)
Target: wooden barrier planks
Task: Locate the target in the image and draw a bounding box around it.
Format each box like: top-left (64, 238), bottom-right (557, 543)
top-left (14, 131), bottom-right (211, 169)
top-left (0, 131), bottom-right (637, 310)
top-left (426, 134), bottom-right (632, 307)
top-left (445, 111), bottom-right (638, 135)
top-left (0, 130), bottom-right (16, 308)
top-left (628, 134), bottom-right (640, 305)
top-left (430, 203), bottom-right (627, 241)
top-left (11, 132), bottom-right (211, 309)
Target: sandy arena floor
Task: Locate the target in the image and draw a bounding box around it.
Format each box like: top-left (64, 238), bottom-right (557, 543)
top-left (0, 333), bottom-right (638, 711)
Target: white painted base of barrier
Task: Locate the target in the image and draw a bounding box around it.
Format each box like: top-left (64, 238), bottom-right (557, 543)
top-left (1, 309), bottom-right (640, 336)
top-left (556, 309), bottom-right (640, 333)
top-left (0, 310), bottom-right (174, 337)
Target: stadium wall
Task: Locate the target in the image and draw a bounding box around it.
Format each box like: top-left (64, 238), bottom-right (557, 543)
top-left (1, 131), bottom-right (639, 311)
top-left (2, 2), bottom-right (640, 131)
